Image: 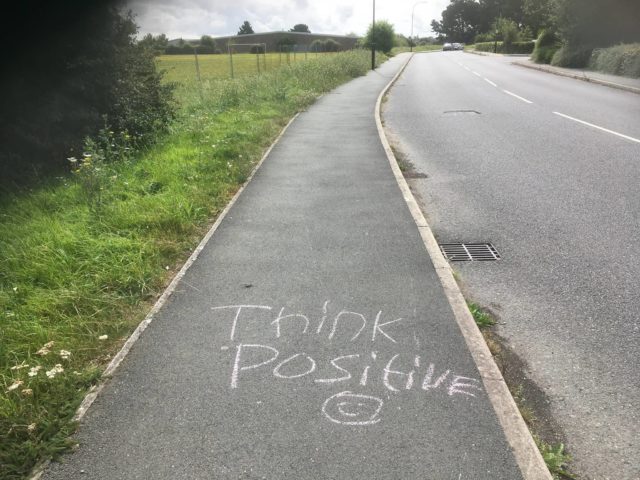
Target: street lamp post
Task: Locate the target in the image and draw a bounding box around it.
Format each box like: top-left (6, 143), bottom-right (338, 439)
top-left (371, 0), bottom-right (376, 70)
top-left (410, 1), bottom-right (428, 52)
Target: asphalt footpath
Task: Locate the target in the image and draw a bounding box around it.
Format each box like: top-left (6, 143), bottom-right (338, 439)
top-left (43, 53), bottom-right (526, 480)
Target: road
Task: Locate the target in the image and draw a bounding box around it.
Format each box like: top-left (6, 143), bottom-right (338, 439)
top-left (383, 51), bottom-right (640, 480)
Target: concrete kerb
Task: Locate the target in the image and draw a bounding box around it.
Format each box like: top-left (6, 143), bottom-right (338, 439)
top-left (29, 113), bottom-right (301, 480)
top-left (375, 53), bottom-right (552, 480)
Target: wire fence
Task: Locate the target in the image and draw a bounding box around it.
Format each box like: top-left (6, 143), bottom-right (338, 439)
top-left (158, 45), bottom-right (341, 84)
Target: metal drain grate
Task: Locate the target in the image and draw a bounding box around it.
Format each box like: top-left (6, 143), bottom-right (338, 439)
top-left (439, 243), bottom-right (501, 261)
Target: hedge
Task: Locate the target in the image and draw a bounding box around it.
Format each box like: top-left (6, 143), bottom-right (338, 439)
top-left (589, 43), bottom-right (640, 78)
top-left (475, 41), bottom-right (534, 54)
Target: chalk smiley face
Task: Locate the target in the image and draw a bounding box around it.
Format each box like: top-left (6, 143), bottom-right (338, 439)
top-left (322, 391), bottom-right (384, 426)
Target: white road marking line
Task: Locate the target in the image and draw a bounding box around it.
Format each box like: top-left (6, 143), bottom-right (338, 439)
top-left (503, 90), bottom-right (533, 104)
top-left (472, 71), bottom-right (481, 77)
top-left (553, 112), bottom-right (640, 144)
top-left (484, 78), bottom-right (497, 87)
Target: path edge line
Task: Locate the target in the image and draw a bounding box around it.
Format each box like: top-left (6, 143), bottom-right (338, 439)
top-left (375, 53), bottom-right (552, 480)
top-left (29, 113), bottom-right (300, 480)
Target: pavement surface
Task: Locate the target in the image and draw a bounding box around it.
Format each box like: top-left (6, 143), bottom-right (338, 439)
top-left (511, 57), bottom-right (640, 94)
top-left (42, 54), bottom-right (526, 479)
top-left (383, 51), bottom-right (640, 480)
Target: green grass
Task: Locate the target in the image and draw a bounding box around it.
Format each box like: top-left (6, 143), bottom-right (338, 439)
top-left (467, 302), bottom-right (496, 328)
top-left (0, 49), bottom-right (385, 479)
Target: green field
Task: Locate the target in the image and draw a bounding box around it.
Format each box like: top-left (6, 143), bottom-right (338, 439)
top-left (157, 51), bottom-right (336, 83)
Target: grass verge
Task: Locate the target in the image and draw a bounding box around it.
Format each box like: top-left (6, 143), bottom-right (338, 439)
top-left (0, 49), bottom-right (385, 479)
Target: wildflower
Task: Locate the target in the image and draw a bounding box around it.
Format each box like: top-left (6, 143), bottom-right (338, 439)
top-left (28, 366), bottom-right (42, 377)
top-left (36, 341), bottom-right (54, 356)
top-left (67, 156), bottom-right (78, 164)
top-left (12, 286), bottom-right (18, 292)
top-left (10, 362), bottom-right (29, 371)
top-left (59, 350), bottom-right (71, 360)
top-left (27, 423), bottom-right (36, 433)
top-left (6, 380), bottom-right (23, 393)
top-left (165, 266), bottom-right (170, 270)
top-left (45, 364), bottom-right (64, 379)
top-left (98, 335), bottom-right (108, 341)
top-left (21, 389), bottom-right (33, 396)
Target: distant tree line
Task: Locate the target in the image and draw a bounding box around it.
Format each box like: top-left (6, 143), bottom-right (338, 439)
top-left (431, 0), bottom-right (640, 66)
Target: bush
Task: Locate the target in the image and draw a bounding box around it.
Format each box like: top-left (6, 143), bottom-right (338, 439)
top-left (508, 41), bottom-right (535, 54)
top-left (551, 45), bottom-right (593, 68)
top-left (0, 3), bottom-right (175, 181)
top-left (475, 41), bottom-right (500, 52)
top-left (475, 32), bottom-right (494, 43)
top-left (310, 39), bottom-right (342, 53)
top-left (474, 41), bottom-right (534, 54)
top-left (363, 20), bottom-right (396, 54)
top-left (532, 30), bottom-right (560, 64)
top-left (589, 43), bottom-right (640, 78)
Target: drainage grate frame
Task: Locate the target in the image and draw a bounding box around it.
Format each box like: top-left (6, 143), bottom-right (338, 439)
top-left (439, 243), bottom-right (501, 262)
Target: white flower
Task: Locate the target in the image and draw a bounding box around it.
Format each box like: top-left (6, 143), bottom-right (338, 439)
top-left (98, 335), bottom-right (108, 341)
top-left (27, 423), bottom-right (36, 432)
top-left (21, 389), bottom-right (33, 396)
top-left (59, 350), bottom-right (71, 360)
top-left (45, 364), bottom-right (64, 379)
top-left (28, 366), bottom-right (42, 377)
top-left (36, 341), bottom-right (54, 356)
top-left (6, 380), bottom-right (23, 392)
top-left (10, 363), bottom-right (29, 371)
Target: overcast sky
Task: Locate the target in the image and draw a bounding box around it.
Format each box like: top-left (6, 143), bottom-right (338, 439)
top-left (127, 0), bottom-right (450, 40)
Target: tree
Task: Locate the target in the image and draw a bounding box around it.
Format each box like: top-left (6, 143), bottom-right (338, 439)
top-left (363, 20), bottom-right (395, 54)
top-left (139, 33), bottom-right (168, 55)
top-left (493, 17), bottom-right (521, 47)
top-left (430, 0), bottom-right (483, 43)
top-left (290, 24), bottom-right (310, 33)
top-left (200, 35), bottom-right (215, 47)
top-left (197, 35), bottom-right (217, 54)
top-left (555, 0), bottom-right (640, 49)
top-left (0, 1), bottom-right (175, 179)
top-left (238, 21), bottom-right (254, 35)
top-left (522, 0), bottom-right (554, 36)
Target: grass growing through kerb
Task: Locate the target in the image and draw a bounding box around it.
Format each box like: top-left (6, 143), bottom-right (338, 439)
top-left (474, 306), bottom-right (575, 479)
top-left (0, 49), bottom-right (385, 479)
top-left (467, 302), bottom-right (496, 328)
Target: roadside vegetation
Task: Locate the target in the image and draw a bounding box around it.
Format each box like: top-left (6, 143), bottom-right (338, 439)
top-left (431, 0), bottom-right (640, 77)
top-left (467, 301), bottom-right (574, 479)
top-left (0, 10), bottom-right (385, 477)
